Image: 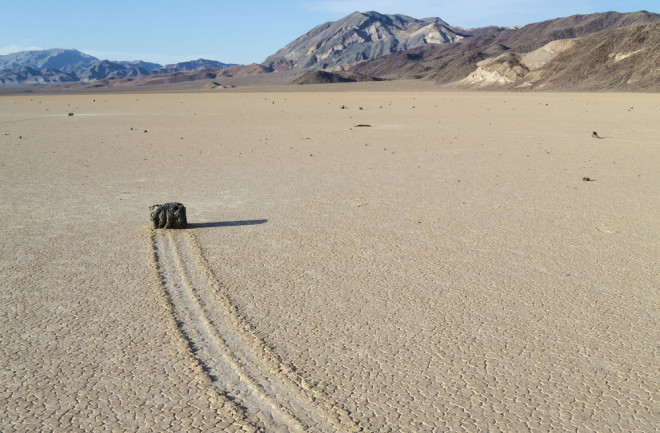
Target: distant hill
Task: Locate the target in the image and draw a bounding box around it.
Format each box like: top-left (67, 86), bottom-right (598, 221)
top-left (495, 10), bottom-right (660, 52)
top-left (76, 60), bottom-right (151, 82)
top-left (0, 49), bottom-right (236, 86)
top-left (262, 11), bottom-right (505, 71)
top-left (292, 70), bottom-right (384, 84)
top-left (116, 60), bottom-right (162, 72)
top-left (218, 63), bottom-right (273, 77)
top-left (0, 66), bottom-right (78, 85)
top-left (59, 65), bottom-right (273, 90)
top-left (153, 59), bottom-right (236, 74)
top-left (0, 49), bottom-right (98, 73)
top-left (459, 21), bottom-right (660, 90)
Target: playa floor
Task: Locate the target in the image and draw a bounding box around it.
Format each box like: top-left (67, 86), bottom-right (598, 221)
top-left (1, 88), bottom-right (658, 432)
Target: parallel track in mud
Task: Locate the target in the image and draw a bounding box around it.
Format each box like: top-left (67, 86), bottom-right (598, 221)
top-left (149, 230), bottom-right (355, 432)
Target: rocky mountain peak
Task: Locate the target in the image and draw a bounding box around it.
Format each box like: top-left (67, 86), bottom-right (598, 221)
top-left (262, 11), bottom-right (464, 71)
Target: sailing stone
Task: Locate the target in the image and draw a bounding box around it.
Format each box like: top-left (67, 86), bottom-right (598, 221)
top-left (149, 202), bottom-right (187, 229)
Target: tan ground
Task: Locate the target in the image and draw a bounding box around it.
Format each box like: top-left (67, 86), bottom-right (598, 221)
top-left (1, 85), bottom-right (658, 432)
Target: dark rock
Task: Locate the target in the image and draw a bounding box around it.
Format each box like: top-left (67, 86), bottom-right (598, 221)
top-left (149, 202), bottom-right (187, 229)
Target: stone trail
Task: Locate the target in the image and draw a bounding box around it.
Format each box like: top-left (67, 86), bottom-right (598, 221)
top-left (149, 230), bottom-right (355, 432)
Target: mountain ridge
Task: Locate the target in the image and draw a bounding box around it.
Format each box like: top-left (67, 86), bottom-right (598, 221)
top-left (347, 10), bottom-right (660, 90)
top-left (1, 10), bottom-right (658, 91)
top-left (0, 49), bottom-right (236, 85)
top-left (0, 49), bottom-right (98, 73)
top-left (457, 20), bottom-right (660, 91)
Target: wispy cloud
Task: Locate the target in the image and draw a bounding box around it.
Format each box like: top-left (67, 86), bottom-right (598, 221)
top-left (0, 45), bottom-right (44, 55)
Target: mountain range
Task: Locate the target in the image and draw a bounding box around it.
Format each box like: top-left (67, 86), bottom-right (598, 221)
top-left (1, 10), bottom-right (658, 91)
top-left (346, 10), bottom-right (660, 90)
top-left (0, 49), bottom-right (235, 85)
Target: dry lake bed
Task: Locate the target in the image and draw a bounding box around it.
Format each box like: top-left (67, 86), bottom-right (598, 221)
top-left (1, 87), bottom-right (658, 432)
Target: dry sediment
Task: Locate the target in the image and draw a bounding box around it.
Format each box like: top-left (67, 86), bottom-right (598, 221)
top-left (1, 88), bottom-right (658, 432)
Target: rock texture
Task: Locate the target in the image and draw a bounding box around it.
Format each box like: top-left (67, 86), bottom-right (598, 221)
top-left (149, 203), bottom-right (187, 229)
top-left (459, 21), bottom-right (660, 90)
top-left (459, 40), bottom-right (576, 88)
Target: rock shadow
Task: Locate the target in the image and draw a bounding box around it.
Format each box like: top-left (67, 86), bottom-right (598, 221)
top-left (187, 219), bottom-right (268, 229)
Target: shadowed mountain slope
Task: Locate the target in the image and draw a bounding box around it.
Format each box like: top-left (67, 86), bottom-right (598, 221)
top-left (292, 70), bottom-right (384, 84)
top-left (347, 10), bottom-right (660, 90)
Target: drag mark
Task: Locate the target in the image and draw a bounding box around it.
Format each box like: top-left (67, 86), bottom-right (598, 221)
top-left (149, 229), bottom-right (353, 432)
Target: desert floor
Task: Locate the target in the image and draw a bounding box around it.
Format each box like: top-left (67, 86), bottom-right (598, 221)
top-left (1, 86), bottom-right (658, 432)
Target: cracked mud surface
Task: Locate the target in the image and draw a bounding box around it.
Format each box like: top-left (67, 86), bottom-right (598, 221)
top-left (2, 90), bottom-right (658, 432)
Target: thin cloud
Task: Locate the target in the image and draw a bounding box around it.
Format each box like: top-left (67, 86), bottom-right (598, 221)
top-left (302, 0), bottom-right (440, 16)
top-left (0, 45), bottom-right (44, 55)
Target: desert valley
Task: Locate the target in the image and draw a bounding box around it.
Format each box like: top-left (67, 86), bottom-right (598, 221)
top-left (1, 9), bottom-right (659, 433)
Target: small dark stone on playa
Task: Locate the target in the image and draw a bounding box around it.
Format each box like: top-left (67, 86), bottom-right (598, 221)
top-left (149, 202), bottom-right (187, 229)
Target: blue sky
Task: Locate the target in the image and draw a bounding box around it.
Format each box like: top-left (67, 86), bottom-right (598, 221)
top-left (1, 0), bottom-right (657, 65)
